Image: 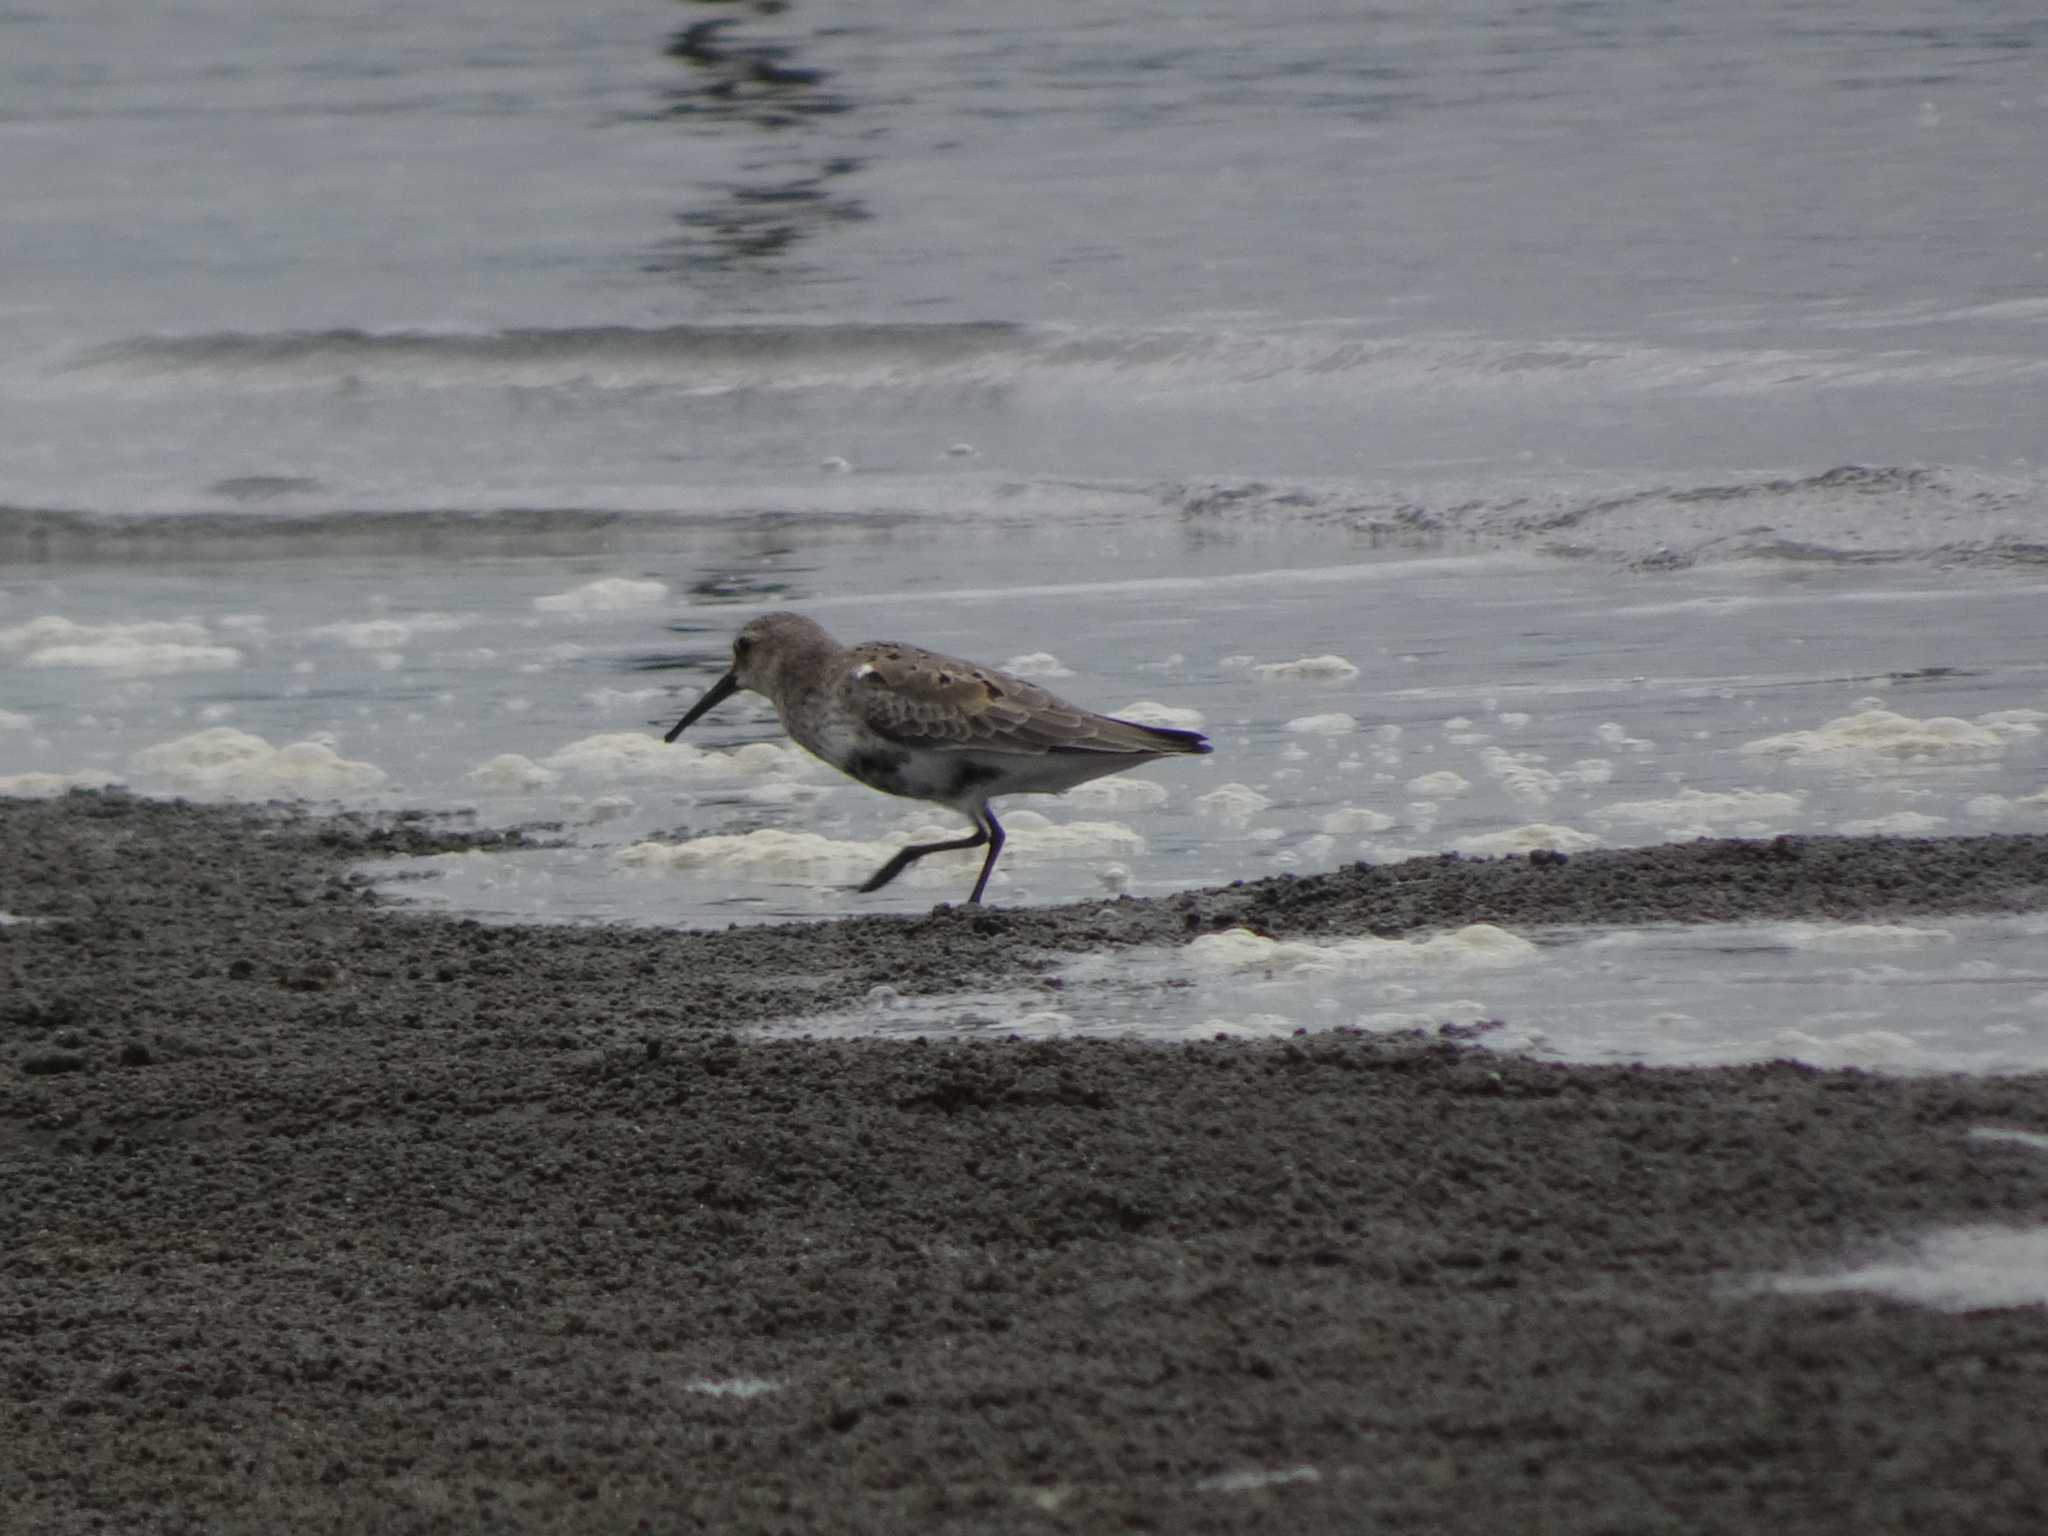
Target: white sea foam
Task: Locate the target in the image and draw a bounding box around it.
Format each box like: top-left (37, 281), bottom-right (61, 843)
top-left (0, 769), bottom-right (124, 796)
top-left (0, 615), bottom-right (240, 674)
top-left (309, 613), bottom-right (471, 650)
top-left (1775, 921), bottom-right (1954, 953)
top-left (0, 709), bottom-right (31, 730)
top-left (1742, 708), bottom-right (2008, 768)
top-left (1185, 923), bottom-right (1537, 978)
top-left (1322, 805), bottom-right (1395, 835)
top-left (1452, 823), bottom-right (1601, 856)
top-left (541, 732), bottom-right (812, 782)
top-left (1977, 708), bottom-right (2048, 739)
top-left (1595, 722), bottom-right (1655, 753)
top-left (1065, 775), bottom-right (1170, 811)
top-left (1002, 651), bottom-right (1072, 677)
top-left (1837, 810), bottom-right (1948, 835)
top-left (533, 576), bottom-right (670, 613)
top-left (131, 727), bottom-right (387, 796)
top-left (1252, 654), bottom-right (1360, 682)
top-left (1195, 782), bottom-right (1271, 819)
top-left (1480, 746), bottom-right (1562, 804)
top-left (466, 753), bottom-right (560, 792)
top-left (1406, 770), bottom-right (1471, 798)
top-left (617, 829), bottom-right (899, 885)
top-left (988, 809), bottom-right (1146, 860)
top-left (1559, 758), bottom-right (1615, 786)
top-left (615, 812), bottom-right (1142, 888)
top-left (1284, 712), bottom-right (1357, 734)
top-left (1595, 787), bottom-right (1803, 834)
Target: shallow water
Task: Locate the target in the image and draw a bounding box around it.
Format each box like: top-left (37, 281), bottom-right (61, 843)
top-left (7, 1), bottom-right (2048, 1072)
top-left (6, 0), bottom-right (2046, 524)
top-left (8, 537), bottom-right (2048, 913)
top-left (782, 911), bottom-right (2048, 1076)
top-left (9, 532), bottom-right (2048, 1072)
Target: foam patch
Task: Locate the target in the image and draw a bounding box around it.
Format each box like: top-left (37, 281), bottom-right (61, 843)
top-left (1065, 776), bottom-right (1171, 811)
top-left (1836, 810), bottom-right (1948, 835)
top-left (1196, 783), bottom-right (1272, 818)
top-left (533, 577), bottom-right (670, 613)
top-left (309, 613), bottom-right (471, 650)
top-left (1406, 770), bottom-right (1471, 798)
top-left (1452, 823), bottom-right (1601, 856)
top-left (1, 615), bottom-right (240, 674)
top-left (1284, 712), bottom-right (1357, 734)
top-left (1252, 654), bottom-right (1360, 682)
top-left (542, 732), bottom-right (812, 782)
top-left (1743, 708), bottom-right (2007, 768)
top-left (1185, 923), bottom-right (1538, 978)
top-left (0, 769), bottom-right (124, 796)
top-left (132, 728), bottom-right (387, 796)
top-left (1596, 787), bottom-right (1803, 834)
top-left (1002, 652), bottom-right (1072, 678)
top-left (615, 813), bottom-right (1143, 887)
top-left (1322, 806), bottom-right (1395, 835)
top-left (466, 753), bottom-right (560, 791)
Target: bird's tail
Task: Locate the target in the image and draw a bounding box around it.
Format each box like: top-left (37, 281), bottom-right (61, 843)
top-left (1126, 722), bottom-right (1212, 755)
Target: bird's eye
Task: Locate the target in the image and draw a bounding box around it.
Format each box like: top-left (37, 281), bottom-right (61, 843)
top-left (733, 635), bottom-right (753, 659)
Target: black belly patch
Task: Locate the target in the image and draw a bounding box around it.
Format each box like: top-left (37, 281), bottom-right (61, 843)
top-left (844, 748), bottom-right (910, 794)
top-left (948, 760), bottom-right (1003, 799)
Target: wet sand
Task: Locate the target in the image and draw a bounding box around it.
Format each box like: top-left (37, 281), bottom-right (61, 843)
top-left (4, 790), bottom-right (2047, 1534)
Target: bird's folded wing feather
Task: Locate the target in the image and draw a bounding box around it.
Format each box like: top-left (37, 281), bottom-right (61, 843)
top-left (848, 645), bottom-right (1163, 755)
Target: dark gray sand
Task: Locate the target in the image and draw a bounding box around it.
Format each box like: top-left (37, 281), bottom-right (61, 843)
top-left (4, 790), bottom-right (2047, 1534)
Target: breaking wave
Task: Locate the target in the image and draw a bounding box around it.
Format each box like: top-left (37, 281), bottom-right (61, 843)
top-left (57, 320), bottom-right (2048, 397)
top-left (8, 463), bottom-right (2047, 570)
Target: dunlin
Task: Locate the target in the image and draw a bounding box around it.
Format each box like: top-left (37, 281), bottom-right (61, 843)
top-left (665, 611), bottom-right (1212, 904)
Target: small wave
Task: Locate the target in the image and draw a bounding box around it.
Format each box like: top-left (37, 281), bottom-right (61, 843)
top-left (28, 321), bottom-right (1838, 396)
top-left (47, 321), bottom-right (2048, 411)
top-left (0, 484), bottom-right (1154, 561)
top-left (59, 321), bottom-right (1029, 392)
top-left (1166, 464), bottom-right (2048, 569)
top-left (52, 320), bottom-right (1621, 400)
top-left (10, 461), bottom-right (2047, 570)
top-left (0, 504), bottom-right (657, 562)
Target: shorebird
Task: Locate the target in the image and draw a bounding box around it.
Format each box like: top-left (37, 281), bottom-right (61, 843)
top-left (664, 611), bottom-right (1212, 904)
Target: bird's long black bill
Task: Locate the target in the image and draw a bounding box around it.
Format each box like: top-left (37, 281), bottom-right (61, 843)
top-left (664, 670), bottom-right (739, 742)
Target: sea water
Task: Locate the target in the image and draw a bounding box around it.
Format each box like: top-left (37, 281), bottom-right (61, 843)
top-left (5, 0), bottom-right (2047, 1069)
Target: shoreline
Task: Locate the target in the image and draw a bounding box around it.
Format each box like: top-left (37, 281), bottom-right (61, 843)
top-left (4, 791), bottom-right (2047, 1533)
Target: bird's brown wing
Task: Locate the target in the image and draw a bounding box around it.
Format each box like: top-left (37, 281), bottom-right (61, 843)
top-left (845, 642), bottom-right (1193, 757)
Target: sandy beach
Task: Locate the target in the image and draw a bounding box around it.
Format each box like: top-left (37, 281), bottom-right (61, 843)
top-left (4, 789), bottom-right (2047, 1533)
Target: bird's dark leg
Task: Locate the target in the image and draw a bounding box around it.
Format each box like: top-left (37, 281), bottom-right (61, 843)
top-left (857, 806), bottom-right (1006, 905)
top-left (966, 807), bottom-right (1004, 905)
top-left (857, 825), bottom-right (987, 896)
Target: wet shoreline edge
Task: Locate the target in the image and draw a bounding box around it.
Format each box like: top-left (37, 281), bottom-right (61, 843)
top-left (4, 790), bottom-right (2047, 1533)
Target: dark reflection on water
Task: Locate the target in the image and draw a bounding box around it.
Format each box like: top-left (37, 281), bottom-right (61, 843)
top-left (650, 0), bottom-right (869, 275)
